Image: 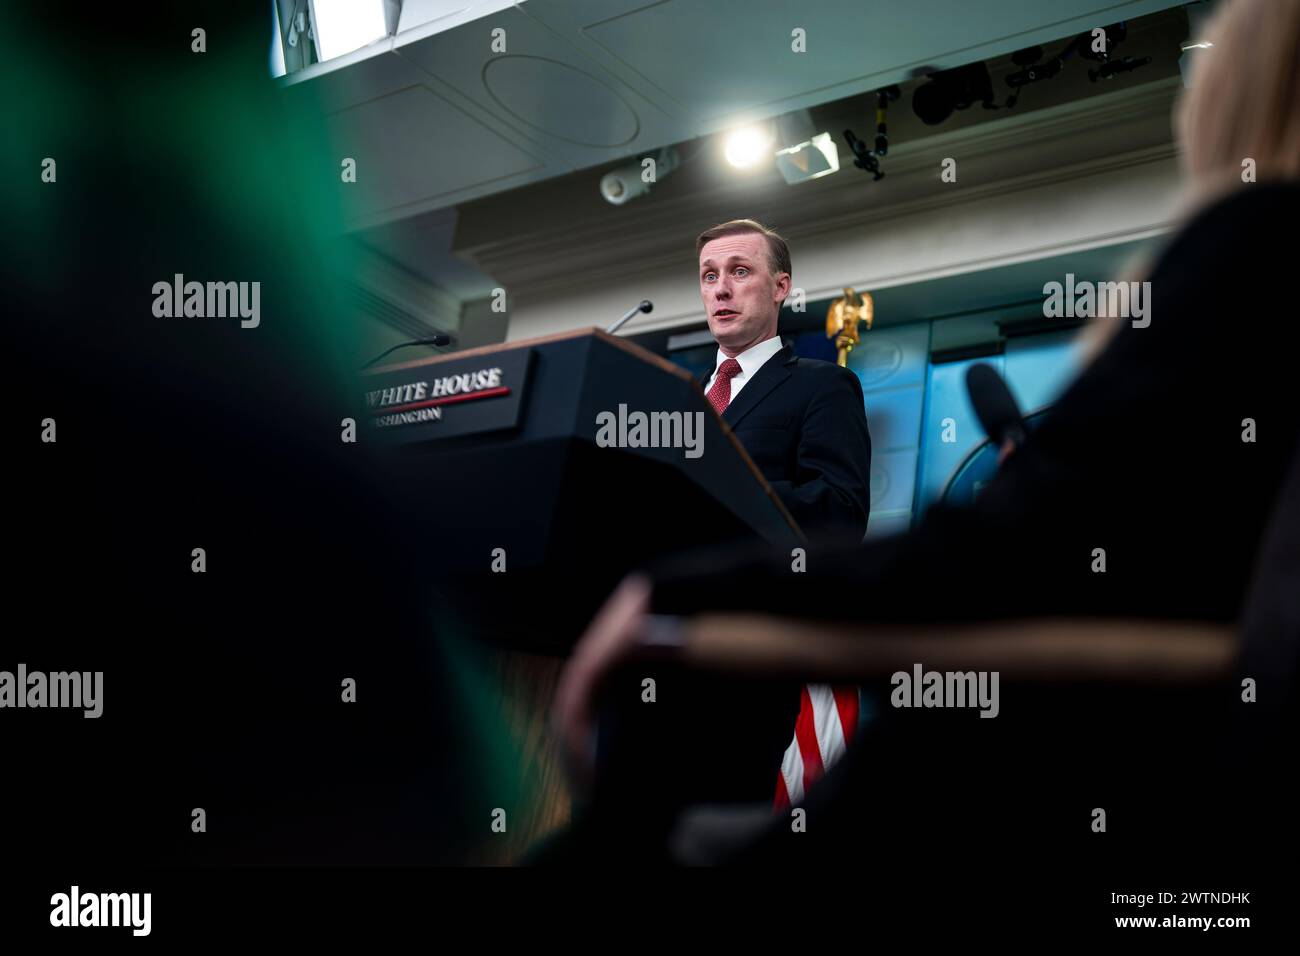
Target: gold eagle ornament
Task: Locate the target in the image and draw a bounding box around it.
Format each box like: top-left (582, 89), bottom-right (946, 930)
top-left (826, 287), bottom-right (874, 367)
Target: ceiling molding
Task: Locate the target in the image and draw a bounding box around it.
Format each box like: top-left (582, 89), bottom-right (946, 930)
top-left (459, 78), bottom-right (1181, 301)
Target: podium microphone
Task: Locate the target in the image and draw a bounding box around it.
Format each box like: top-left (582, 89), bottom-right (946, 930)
top-left (606, 300), bottom-right (653, 335)
top-left (360, 334), bottom-right (452, 370)
top-left (966, 362), bottom-right (1027, 450)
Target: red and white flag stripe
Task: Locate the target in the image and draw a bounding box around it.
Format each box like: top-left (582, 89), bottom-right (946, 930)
top-left (773, 683), bottom-right (859, 810)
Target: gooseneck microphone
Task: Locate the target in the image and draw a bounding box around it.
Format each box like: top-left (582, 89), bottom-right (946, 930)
top-left (606, 300), bottom-right (653, 335)
top-left (360, 334), bottom-right (453, 370)
top-left (966, 362), bottom-right (1027, 450)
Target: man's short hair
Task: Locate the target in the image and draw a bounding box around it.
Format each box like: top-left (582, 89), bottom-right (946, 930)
top-left (696, 219), bottom-right (792, 279)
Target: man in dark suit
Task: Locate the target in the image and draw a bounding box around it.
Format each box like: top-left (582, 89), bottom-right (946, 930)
top-left (695, 219), bottom-right (872, 543)
top-left (533, 223), bottom-right (873, 860)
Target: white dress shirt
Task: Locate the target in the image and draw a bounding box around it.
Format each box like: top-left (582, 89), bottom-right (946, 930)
top-left (704, 335), bottom-right (784, 404)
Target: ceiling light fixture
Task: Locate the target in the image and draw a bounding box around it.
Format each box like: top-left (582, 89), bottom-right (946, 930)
top-left (775, 133), bottom-right (840, 184)
top-left (723, 124), bottom-right (775, 169)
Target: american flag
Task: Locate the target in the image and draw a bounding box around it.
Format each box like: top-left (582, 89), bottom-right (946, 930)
top-left (773, 683), bottom-right (860, 810)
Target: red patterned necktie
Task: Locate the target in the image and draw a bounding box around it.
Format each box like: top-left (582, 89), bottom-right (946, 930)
top-left (706, 358), bottom-right (743, 414)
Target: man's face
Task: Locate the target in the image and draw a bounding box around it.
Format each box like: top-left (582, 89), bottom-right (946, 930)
top-left (699, 233), bottom-right (790, 357)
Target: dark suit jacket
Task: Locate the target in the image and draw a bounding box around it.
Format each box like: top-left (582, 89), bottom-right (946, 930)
top-left (578, 350), bottom-right (872, 814)
top-left (701, 345), bottom-right (872, 543)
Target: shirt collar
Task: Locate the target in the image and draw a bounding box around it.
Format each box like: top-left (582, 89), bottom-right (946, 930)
top-left (715, 335), bottom-right (783, 380)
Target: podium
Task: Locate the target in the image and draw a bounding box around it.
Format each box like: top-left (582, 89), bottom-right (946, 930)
top-left (361, 327), bottom-right (802, 652)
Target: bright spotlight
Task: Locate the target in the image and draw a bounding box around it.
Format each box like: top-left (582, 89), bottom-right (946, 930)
top-left (724, 125), bottom-right (774, 168)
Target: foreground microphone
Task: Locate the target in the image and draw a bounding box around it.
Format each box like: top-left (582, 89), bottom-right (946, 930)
top-left (360, 334), bottom-right (452, 370)
top-left (606, 299), bottom-right (653, 335)
top-left (966, 362), bottom-right (1027, 450)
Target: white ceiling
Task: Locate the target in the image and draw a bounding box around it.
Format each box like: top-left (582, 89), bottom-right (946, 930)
top-left (285, 0), bottom-right (1189, 230)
